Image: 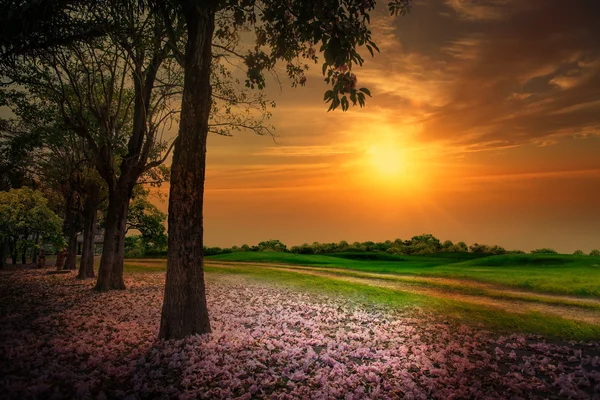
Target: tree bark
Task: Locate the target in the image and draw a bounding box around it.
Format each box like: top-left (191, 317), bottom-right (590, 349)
top-left (78, 183), bottom-right (99, 279)
top-left (159, 5), bottom-right (215, 340)
top-left (94, 184), bottom-right (131, 291)
top-left (10, 238), bottom-right (17, 265)
top-left (21, 232), bottom-right (29, 264)
top-left (31, 233), bottom-right (40, 264)
top-left (0, 240), bottom-right (6, 269)
top-left (65, 224), bottom-right (78, 270)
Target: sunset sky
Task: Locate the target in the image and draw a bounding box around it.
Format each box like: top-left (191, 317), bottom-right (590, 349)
top-left (169, 0), bottom-right (600, 252)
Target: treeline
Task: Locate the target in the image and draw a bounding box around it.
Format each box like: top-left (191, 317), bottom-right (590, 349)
top-left (197, 234), bottom-right (599, 257)
top-left (203, 234), bottom-right (518, 256)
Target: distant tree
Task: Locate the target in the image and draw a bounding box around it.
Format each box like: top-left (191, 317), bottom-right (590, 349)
top-left (386, 245), bottom-right (406, 255)
top-left (337, 240), bottom-right (349, 252)
top-left (127, 188), bottom-right (167, 245)
top-left (590, 249), bottom-right (600, 257)
top-left (488, 245), bottom-right (506, 255)
top-left (573, 249), bottom-right (584, 255)
top-left (530, 248), bottom-right (558, 255)
top-left (290, 243), bottom-right (314, 254)
top-left (506, 249), bottom-right (525, 254)
top-left (406, 234), bottom-right (441, 255)
top-left (441, 240), bottom-right (454, 252)
top-left (257, 239), bottom-right (287, 252)
top-left (0, 188), bottom-right (63, 267)
top-left (455, 242), bottom-right (468, 252)
top-left (469, 243), bottom-right (490, 254)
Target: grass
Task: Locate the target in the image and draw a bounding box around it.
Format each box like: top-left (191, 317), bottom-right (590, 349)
top-left (208, 252), bottom-right (600, 297)
top-left (121, 251), bottom-right (600, 340)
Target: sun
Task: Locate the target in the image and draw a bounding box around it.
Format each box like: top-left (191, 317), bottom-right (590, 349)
top-left (367, 144), bottom-right (405, 177)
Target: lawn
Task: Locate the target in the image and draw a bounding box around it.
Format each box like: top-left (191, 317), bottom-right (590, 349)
top-left (207, 251), bottom-right (600, 297)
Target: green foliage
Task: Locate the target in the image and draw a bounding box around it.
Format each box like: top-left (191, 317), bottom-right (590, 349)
top-left (124, 188), bottom-right (167, 257)
top-left (573, 249), bottom-right (584, 255)
top-left (257, 239), bottom-right (287, 252)
top-left (531, 248), bottom-right (558, 254)
top-left (0, 187), bottom-right (64, 247)
top-left (590, 249), bottom-right (600, 257)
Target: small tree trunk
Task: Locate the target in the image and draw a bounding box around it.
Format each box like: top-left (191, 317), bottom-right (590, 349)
top-left (31, 233), bottom-right (40, 264)
top-left (159, 6), bottom-right (215, 340)
top-left (79, 184), bottom-right (99, 279)
top-left (10, 238), bottom-right (17, 265)
top-left (0, 240), bottom-right (6, 269)
top-left (64, 226), bottom-right (78, 270)
top-left (55, 249), bottom-right (66, 270)
top-left (21, 233), bottom-right (29, 264)
top-left (95, 186), bottom-right (131, 291)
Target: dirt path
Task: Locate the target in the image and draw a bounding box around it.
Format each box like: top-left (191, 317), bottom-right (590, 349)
top-left (207, 261), bottom-right (600, 325)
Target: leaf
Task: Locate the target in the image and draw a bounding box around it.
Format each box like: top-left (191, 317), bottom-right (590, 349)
top-left (359, 88), bottom-right (371, 97)
top-left (341, 96), bottom-right (349, 111)
top-left (366, 45), bottom-right (374, 57)
top-left (323, 90), bottom-right (333, 101)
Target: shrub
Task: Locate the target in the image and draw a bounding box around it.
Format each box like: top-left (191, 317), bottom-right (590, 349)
top-left (530, 248), bottom-right (558, 254)
top-left (590, 249), bottom-right (600, 257)
top-left (573, 250), bottom-right (584, 255)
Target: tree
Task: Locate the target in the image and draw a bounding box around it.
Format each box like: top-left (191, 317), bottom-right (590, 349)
top-left (530, 248), bottom-right (558, 255)
top-left (0, 188), bottom-right (63, 267)
top-left (1, 0), bottom-right (274, 290)
top-left (469, 243), bottom-right (490, 254)
top-left (590, 249), bottom-right (600, 257)
top-left (257, 239), bottom-right (287, 252)
top-left (441, 240), bottom-right (454, 251)
top-left (126, 186), bottom-right (168, 253)
top-left (1, 3), bottom-right (182, 290)
top-left (0, 76), bottom-right (109, 274)
top-left (155, 0), bottom-right (412, 339)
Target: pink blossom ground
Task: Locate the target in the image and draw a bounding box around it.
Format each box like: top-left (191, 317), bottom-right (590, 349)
top-left (1, 267), bottom-right (599, 399)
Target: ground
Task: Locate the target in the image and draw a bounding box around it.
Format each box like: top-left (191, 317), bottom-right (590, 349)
top-left (1, 261), bottom-right (600, 399)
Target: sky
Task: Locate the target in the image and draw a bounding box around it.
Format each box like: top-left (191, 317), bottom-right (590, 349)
top-left (168, 0), bottom-right (600, 252)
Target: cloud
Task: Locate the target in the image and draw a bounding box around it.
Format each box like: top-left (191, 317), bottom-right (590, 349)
top-left (415, 0), bottom-right (600, 150)
top-left (444, 0), bottom-right (516, 21)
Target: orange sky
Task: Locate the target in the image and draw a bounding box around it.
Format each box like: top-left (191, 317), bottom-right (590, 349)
top-left (155, 0), bottom-right (599, 253)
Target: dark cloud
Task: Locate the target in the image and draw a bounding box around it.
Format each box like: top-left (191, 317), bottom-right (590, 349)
top-left (384, 0), bottom-right (600, 149)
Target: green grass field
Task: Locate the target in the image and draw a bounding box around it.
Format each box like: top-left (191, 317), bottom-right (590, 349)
top-left (207, 252), bottom-right (600, 297)
top-left (123, 251), bottom-right (600, 340)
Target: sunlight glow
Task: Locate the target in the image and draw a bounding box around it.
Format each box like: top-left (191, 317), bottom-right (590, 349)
top-left (368, 144), bottom-right (405, 177)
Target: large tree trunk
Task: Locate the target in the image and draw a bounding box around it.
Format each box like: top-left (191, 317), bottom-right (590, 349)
top-left (94, 185), bottom-right (131, 291)
top-left (65, 224), bottom-right (78, 270)
top-left (159, 6), bottom-right (215, 340)
top-left (78, 184), bottom-right (99, 279)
